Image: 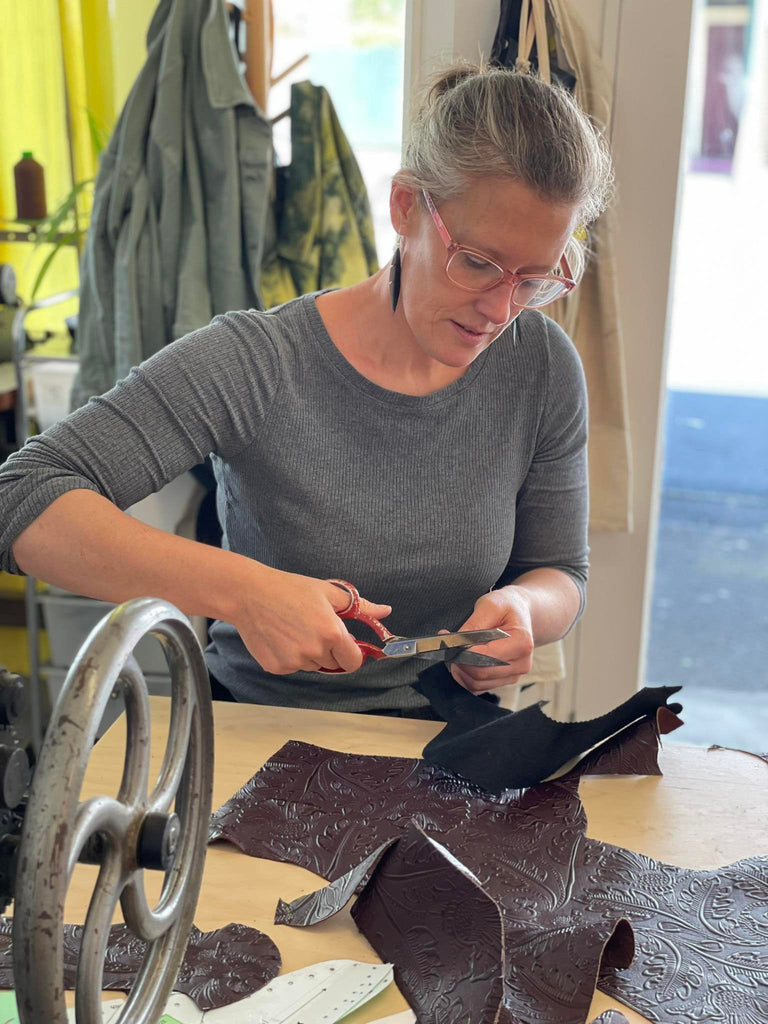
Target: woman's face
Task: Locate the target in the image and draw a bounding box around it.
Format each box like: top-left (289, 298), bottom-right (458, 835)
top-left (392, 176), bottom-right (578, 369)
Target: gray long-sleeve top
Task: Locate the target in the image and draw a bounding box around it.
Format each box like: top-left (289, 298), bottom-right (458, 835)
top-left (0, 295), bottom-right (589, 712)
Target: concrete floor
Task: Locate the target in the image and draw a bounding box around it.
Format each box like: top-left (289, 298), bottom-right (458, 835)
top-left (663, 685), bottom-right (768, 752)
top-left (646, 391), bottom-right (768, 752)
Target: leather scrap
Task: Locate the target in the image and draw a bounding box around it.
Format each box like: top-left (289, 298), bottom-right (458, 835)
top-left (208, 739), bottom-right (527, 868)
top-left (0, 921), bottom-right (281, 1011)
top-left (414, 665), bottom-right (683, 792)
top-left (709, 743), bottom-right (768, 768)
top-left (570, 704), bottom-right (683, 779)
top-left (352, 824), bottom-right (506, 1024)
top-left (210, 739), bottom-right (768, 1024)
top-left (276, 821), bottom-right (631, 1024)
top-left (275, 838), bottom-right (397, 926)
top-left (595, 842), bottom-right (768, 1023)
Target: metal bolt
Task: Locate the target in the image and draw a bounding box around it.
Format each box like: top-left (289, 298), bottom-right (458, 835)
top-left (136, 812), bottom-right (181, 871)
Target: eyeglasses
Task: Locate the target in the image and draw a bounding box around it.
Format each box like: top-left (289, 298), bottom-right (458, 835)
top-left (422, 189), bottom-right (576, 309)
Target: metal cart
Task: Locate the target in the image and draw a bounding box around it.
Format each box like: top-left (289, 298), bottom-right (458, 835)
top-left (12, 289), bottom-right (79, 753)
top-left (11, 292), bottom-right (208, 749)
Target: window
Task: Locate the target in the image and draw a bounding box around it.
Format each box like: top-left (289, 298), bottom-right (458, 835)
top-left (269, 0), bottom-right (406, 266)
top-left (645, 0), bottom-right (768, 748)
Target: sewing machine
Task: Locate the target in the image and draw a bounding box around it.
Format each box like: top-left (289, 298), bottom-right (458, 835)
top-left (0, 598), bottom-right (214, 1023)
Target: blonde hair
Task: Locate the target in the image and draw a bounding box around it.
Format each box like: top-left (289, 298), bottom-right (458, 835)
top-left (395, 61), bottom-right (614, 232)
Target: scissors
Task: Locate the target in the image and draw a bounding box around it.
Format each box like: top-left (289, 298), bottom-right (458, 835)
top-left (319, 579), bottom-right (509, 674)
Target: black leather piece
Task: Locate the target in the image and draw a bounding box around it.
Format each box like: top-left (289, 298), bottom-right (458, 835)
top-left (414, 664), bottom-right (683, 793)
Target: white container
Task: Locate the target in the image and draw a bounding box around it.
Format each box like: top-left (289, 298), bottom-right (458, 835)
top-left (27, 357), bottom-right (80, 431)
top-left (127, 472), bottom-right (205, 534)
top-left (40, 594), bottom-right (169, 674)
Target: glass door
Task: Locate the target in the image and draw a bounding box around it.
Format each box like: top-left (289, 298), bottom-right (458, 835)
top-left (645, 0), bottom-right (768, 746)
top-left (269, 0), bottom-right (406, 266)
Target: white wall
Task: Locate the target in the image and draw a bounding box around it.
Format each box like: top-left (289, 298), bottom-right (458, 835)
top-left (574, 0), bottom-right (695, 717)
top-left (405, 0), bottom-right (695, 718)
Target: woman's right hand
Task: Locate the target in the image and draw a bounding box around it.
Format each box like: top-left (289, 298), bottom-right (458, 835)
top-left (9, 492), bottom-right (388, 676)
top-left (232, 566), bottom-right (392, 674)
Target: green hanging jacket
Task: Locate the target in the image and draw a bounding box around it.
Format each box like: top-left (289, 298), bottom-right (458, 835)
top-left (72, 0), bottom-right (272, 408)
top-left (261, 81), bottom-right (379, 306)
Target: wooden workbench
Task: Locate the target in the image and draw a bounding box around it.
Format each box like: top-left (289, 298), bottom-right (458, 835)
top-left (67, 698), bottom-right (768, 1023)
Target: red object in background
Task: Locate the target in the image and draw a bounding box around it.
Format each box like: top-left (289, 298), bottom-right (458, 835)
top-left (13, 152), bottom-right (47, 221)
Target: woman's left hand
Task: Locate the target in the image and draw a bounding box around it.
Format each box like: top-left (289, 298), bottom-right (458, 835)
top-left (448, 586), bottom-right (534, 693)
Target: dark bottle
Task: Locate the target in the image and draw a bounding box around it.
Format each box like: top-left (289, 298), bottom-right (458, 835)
top-left (13, 152), bottom-right (47, 221)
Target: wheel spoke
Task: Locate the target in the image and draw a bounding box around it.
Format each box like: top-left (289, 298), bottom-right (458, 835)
top-left (74, 853), bottom-right (123, 1024)
top-left (147, 647), bottom-right (194, 814)
top-left (67, 796), bottom-right (134, 879)
top-left (120, 871), bottom-right (182, 942)
top-left (116, 912), bottom-right (193, 1024)
top-left (122, 705), bottom-right (209, 941)
top-left (116, 658), bottom-right (151, 805)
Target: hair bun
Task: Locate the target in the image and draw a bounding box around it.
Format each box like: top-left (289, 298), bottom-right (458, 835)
top-left (427, 60), bottom-right (484, 103)
top-left (397, 58), bottom-right (613, 237)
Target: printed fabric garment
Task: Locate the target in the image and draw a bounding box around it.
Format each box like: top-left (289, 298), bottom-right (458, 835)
top-left (260, 81), bottom-right (379, 306)
top-left (72, 0), bottom-right (273, 408)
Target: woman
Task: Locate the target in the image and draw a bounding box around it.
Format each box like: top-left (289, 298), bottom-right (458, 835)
top-left (0, 63), bottom-right (612, 716)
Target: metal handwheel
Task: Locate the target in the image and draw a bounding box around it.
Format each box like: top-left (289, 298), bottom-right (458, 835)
top-left (12, 598), bottom-right (214, 1024)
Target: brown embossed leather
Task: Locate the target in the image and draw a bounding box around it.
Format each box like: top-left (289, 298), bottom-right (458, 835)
top-left (210, 740), bottom-right (768, 1024)
top-left (275, 837), bottom-right (398, 926)
top-left (351, 823), bottom-right (506, 1024)
top-left (275, 817), bottom-right (633, 1024)
top-left (0, 921), bottom-right (281, 1010)
top-left (209, 740), bottom-right (525, 874)
top-left (573, 707), bottom-right (682, 779)
top-left (595, 841), bottom-right (768, 1023)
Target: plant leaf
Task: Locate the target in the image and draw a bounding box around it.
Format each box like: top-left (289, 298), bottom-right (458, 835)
top-left (30, 232), bottom-right (80, 300)
top-left (85, 107), bottom-right (110, 155)
top-left (35, 179), bottom-right (93, 244)
top-left (85, 109), bottom-right (110, 156)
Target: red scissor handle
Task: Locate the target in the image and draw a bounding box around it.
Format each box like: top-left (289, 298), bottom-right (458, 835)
top-left (320, 579), bottom-right (395, 672)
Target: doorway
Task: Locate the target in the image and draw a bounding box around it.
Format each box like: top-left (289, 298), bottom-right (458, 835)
top-left (645, 0), bottom-right (768, 747)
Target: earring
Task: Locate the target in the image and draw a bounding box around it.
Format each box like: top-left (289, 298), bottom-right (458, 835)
top-left (389, 246), bottom-right (402, 313)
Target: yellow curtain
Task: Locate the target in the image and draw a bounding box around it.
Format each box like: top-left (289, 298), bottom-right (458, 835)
top-left (0, 0), bottom-right (114, 314)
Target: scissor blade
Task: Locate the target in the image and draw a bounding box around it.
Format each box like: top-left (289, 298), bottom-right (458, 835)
top-left (416, 649), bottom-right (508, 667)
top-left (381, 629), bottom-right (508, 658)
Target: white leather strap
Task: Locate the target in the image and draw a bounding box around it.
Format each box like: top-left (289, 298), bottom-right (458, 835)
top-left (515, 0), bottom-right (551, 84)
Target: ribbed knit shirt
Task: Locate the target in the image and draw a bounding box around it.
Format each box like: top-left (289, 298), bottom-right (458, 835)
top-left (0, 294), bottom-right (589, 711)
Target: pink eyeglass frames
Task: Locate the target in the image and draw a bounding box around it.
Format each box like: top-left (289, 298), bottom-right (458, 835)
top-left (421, 189), bottom-right (576, 309)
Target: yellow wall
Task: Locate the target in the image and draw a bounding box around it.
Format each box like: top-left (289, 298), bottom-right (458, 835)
top-left (0, 0), bottom-right (159, 310)
top-left (0, 1), bottom-right (80, 304)
top-left (111, 0), bottom-right (160, 111)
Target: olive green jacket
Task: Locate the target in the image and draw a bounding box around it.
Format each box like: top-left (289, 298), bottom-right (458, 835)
top-left (72, 0), bottom-right (272, 407)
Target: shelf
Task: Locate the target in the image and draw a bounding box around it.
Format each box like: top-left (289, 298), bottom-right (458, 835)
top-left (0, 221), bottom-right (79, 246)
